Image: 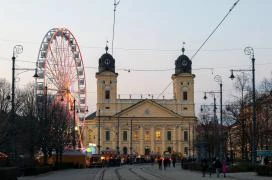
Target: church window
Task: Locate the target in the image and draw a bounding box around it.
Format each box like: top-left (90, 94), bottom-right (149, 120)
top-left (183, 91), bottom-right (188, 101)
top-left (123, 131), bottom-right (128, 141)
top-left (105, 90), bottom-right (110, 99)
top-left (105, 130), bottom-right (110, 141)
top-left (155, 130), bottom-right (161, 140)
top-left (167, 131), bottom-right (172, 141)
top-left (144, 131), bottom-right (150, 141)
top-left (133, 131), bottom-right (139, 141)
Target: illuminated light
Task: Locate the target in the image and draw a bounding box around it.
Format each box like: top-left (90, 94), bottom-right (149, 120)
top-left (86, 147), bottom-right (91, 153)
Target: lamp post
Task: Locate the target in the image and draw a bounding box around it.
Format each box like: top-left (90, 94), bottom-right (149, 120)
top-left (10, 45), bottom-right (23, 163)
top-left (214, 75), bottom-right (223, 160)
top-left (203, 91), bottom-right (218, 125)
top-left (229, 46), bottom-right (257, 165)
top-left (98, 109), bottom-right (101, 154)
top-left (204, 90), bottom-right (221, 158)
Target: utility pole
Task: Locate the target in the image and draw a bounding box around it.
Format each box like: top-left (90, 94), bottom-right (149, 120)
top-left (10, 45), bottom-right (23, 164)
top-left (229, 47), bottom-right (257, 165)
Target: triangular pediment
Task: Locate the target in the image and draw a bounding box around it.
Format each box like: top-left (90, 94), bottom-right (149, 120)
top-left (114, 100), bottom-right (181, 118)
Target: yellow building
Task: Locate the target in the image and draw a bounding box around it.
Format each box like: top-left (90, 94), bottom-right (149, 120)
top-left (84, 46), bottom-right (197, 156)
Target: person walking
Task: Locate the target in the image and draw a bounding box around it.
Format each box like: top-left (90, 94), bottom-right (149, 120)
top-left (208, 159), bottom-right (214, 177)
top-left (163, 157), bottom-right (168, 170)
top-left (214, 158), bottom-right (222, 178)
top-left (172, 156), bottom-right (176, 168)
top-left (201, 158), bottom-right (208, 177)
top-left (158, 156), bottom-right (162, 170)
top-left (222, 160), bottom-right (227, 178)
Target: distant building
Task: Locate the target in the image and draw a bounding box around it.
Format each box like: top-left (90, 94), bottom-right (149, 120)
top-left (84, 46), bottom-right (197, 156)
top-left (228, 91), bottom-right (272, 160)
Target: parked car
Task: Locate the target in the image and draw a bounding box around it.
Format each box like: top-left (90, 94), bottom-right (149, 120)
top-left (0, 152), bottom-right (8, 166)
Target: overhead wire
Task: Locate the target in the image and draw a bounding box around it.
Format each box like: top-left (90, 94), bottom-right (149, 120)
top-left (190, 0), bottom-right (240, 60)
top-left (153, 0), bottom-right (241, 98)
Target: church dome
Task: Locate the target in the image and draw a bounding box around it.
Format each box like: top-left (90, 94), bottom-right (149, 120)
top-left (98, 46), bottom-right (115, 73)
top-left (175, 47), bottom-right (192, 74)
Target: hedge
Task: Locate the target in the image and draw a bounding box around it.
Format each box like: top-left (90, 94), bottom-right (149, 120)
top-left (0, 167), bottom-right (18, 180)
top-left (256, 165), bottom-right (272, 176)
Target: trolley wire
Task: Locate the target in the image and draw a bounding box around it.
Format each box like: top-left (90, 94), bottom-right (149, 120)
top-left (190, 0), bottom-right (240, 60)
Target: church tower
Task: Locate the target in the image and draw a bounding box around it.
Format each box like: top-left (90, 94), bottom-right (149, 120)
top-left (171, 46), bottom-right (195, 116)
top-left (96, 45), bottom-right (118, 115)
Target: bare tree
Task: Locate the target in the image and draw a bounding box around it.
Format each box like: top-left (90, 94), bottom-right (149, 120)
top-left (257, 76), bottom-right (272, 150)
top-left (48, 102), bottom-right (70, 169)
top-left (230, 73), bottom-right (251, 160)
top-left (196, 106), bottom-right (218, 159)
top-left (15, 84), bottom-right (39, 166)
top-left (0, 78), bottom-right (11, 152)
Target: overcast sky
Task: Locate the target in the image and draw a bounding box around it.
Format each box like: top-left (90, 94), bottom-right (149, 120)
top-left (0, 0), bottom-right (271, 116)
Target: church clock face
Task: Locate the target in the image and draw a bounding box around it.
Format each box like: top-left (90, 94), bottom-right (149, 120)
top-left (182, 59), bottom-right (188, 67)
top-left (104, 58), bottom-right (110, 65)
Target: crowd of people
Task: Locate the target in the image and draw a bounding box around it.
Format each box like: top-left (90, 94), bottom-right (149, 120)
top-left (154, 155), bottom-right (228, 178)
top-left (156, 156), bottom-right (177, 170)
top-left (201, 157), bottom-right (227, 178)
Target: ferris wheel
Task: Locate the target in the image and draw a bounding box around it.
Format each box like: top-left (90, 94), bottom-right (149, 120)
top-left (35, 27), bottom-right (87, 149)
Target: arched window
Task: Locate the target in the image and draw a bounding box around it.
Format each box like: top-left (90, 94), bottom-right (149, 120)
top-left (182, 87), bottom-right (188, 101)
top-left (105, 90), bottom-right (110, 99)
top-left (183, 91), bottom-right (188, 100)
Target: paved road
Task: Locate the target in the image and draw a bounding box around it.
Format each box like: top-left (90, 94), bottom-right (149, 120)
top-left (19, 164), bottom-right (271, 180)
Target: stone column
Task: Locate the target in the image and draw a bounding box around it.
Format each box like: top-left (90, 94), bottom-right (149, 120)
top-left (173, 126), bottom-right (176, 152)
top-left (139, 126), bottom-right (144, 155)
top-left (151, 126), bottom-right (155, 153)
top-left (162, 126), bottom-right (165, 152)
top-left (112, 126), bottom-right (116, 150)
top-left (177, 126), bottom-right (181, 152)
top-left (100, 126), bottom-right (104, 151)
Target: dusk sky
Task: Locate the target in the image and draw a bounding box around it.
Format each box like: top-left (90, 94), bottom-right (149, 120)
top-left (0, 0), bottom-right (271, 115)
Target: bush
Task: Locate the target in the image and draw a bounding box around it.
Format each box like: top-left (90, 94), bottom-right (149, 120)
top-left (181, 162), bottom-right (202, 171)
top-left (0, 167), bottom-right (18, 180)
top-left (228, 162), bottom-right (255, 173)
top-left (256, 165), bottom-right (272, 176)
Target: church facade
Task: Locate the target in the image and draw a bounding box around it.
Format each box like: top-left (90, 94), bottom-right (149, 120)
top-left (84, 46), bottom-right (197, 156)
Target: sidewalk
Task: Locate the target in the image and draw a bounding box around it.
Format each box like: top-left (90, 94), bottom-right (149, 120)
top-left (146, 163), bottom-right (272, 180)
top-left (227, 172), bottom-right (272, 180)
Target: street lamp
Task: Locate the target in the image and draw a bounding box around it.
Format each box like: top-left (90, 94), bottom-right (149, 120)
top-left (229, 46), bottom-right (257, 165)
top-left (203, 91), bottom-right (218, 125)
top-left (214, 75), bottom-right (223, 160)
top-left (203, 90), bottom-right (221, 158)
top-left (9, 45), bottom-right (23, 163)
